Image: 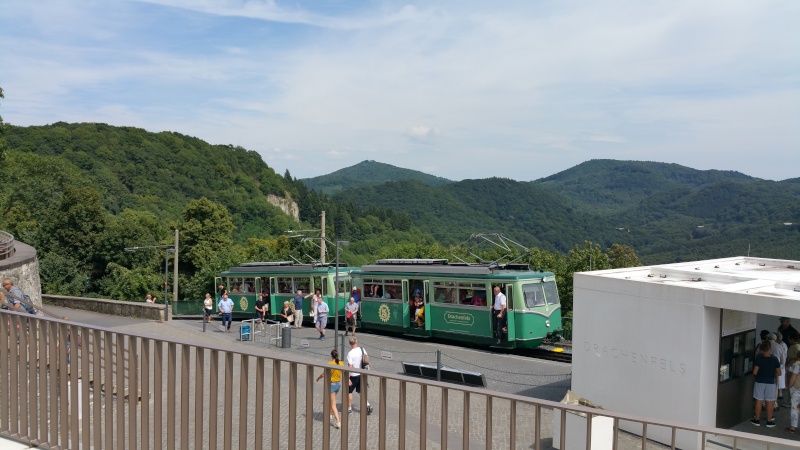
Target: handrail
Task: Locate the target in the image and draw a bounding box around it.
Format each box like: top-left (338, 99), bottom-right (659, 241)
top-left (1, 309), bottom-right (795, 449)
top-left (0, 230), bottom-right (14, 261)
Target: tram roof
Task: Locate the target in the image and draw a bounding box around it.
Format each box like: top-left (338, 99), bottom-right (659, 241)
top-left (221, 262), bottom-right (354, 275)
top-left (358, 259), bottom-right (551, 277)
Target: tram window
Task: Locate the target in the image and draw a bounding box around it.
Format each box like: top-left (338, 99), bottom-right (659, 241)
top-left (230, 277), bottom-right (243, 293)
top-left (297, 278), bottom-right (310, 293)
top-left (384, 282), bottom-right (401, 299)
top-left (434, 282), bottom-right (457, 303)
top-left (239, 278), bottom-right (255, 293)
top-left (523, 283), bottom-right (546, 308)
top-left (543, 281), bottom-right (560, 305)
top-left (364, 281), bottom-right (380, 299)
top-left (277, 277), bottom-right (293, 294)
top-left (312, 277), bottom-right (322, 294)
top-left (322, 278), bottom-right (328, 296)
top-left (338, 279), bottom-right (350, 294)
top-left (469, 285), bottom-right (487, 306)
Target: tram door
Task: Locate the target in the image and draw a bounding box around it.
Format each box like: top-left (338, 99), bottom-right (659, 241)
top-left (214, 277), bottom-right (223, 302)
top-left (269, 277), bottom-right (278, 318)
top-left (504, 284), bottom-right (516, 342)
top-left (423, 280), bottom-right (431, 331)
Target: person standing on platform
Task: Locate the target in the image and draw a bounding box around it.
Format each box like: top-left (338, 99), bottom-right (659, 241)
top-left (316, 349), bottom-right (344, 429)
top-left (492, 286), bottom-right (507, 344)
top-left (776, 331), bottom-right (789, 402)
top-left (218, 293), bottom-right (234, 332)
top-left (315, 296), bottom-right (329, 340)
top-left (255, 294), bottom-right (268, 331)
top-left (751, 340), bottom-right (781, 428)
top-left (346, 337), bottom-right (373, 415)
top-left (767, 333), bottom-right (787, 405)
top-left (779, 317), bottom-right (798, 347)
top-left (293, 289), bottom-right (309, 329)
top-left (203, 293), bottom-right (214, 323)
top-left (787, 332), bottom-right (800, 428)
top-left (345, 296), bottom-right (359, 336)
top-left (145, 293), bottom-right (153, 304)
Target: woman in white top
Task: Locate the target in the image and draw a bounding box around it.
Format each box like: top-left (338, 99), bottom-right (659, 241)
top-left (203, 293), bottom-right (213, 323)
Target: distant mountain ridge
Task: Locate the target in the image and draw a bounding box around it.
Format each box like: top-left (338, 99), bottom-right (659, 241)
top-left (302, 160), bottom-right (452, 195)
top-left (322, 159), bottom-right (800, 263)
top-left (534, 159), bottom-right (755, 214)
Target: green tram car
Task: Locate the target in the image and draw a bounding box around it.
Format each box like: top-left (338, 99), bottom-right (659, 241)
top-left (351, 259), bottom-right (562, 348)
top-left (216, 262), bottom-right (355, 321)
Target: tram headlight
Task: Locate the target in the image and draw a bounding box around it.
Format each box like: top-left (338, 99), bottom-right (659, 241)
top-left (545, 319), bottom-right (551, 328)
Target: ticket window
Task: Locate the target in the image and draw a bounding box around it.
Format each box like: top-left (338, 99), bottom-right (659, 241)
top-left (716, 329), bottom-right (756, 428)
top-left (718, 330), bottom-right (756, 382)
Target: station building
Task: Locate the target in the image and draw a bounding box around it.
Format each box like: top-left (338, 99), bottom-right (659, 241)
top-left (572, 256), bottom-right (800, 449)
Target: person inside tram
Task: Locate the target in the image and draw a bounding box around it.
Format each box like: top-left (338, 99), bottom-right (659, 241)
top-left (472, 291), bottom-right (486, 306)
top-left (410, 290), bottom-right (421, 323)
top-left (416, 296), bottom-right (425, 327)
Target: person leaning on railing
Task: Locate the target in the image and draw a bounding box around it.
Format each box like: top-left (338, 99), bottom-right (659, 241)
top-left (2, 278), bottom-right (26, 312)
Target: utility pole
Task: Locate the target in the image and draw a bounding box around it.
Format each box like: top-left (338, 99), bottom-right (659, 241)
top-left (172, 229), bottom-right (179, 319)
top-left (320, 211), bottom-right (326, 264)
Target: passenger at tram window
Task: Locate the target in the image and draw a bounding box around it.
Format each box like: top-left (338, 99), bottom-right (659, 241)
top-left (472, 292), bottom-right (486, 307)
top-left (241, 282), bottom-right (251, 293)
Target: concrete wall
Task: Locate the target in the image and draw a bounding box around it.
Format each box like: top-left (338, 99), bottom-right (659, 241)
top-left (0, 240), bottom-right (42, 311)
top-left (572, 273), bottom-right (719, 449)
top-left (43, 294), bottom-right (168, 321)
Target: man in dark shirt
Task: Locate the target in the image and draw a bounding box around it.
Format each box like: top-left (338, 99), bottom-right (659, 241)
top-left (778, 317), bottom-right (798, 347)
top-left (752, 340), bottom-right (781, 427)
top-left (255, 294), bottom-right (268, 330)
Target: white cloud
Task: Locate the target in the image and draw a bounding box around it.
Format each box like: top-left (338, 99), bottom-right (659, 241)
top-left (1, 0), bottom-right (798, 181)
top-left (408, 126), bottom-right (439, 139)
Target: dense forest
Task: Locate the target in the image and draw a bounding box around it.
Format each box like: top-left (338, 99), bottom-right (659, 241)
top-left (0, 122), bottom-right (432, 303)
top-left (330, 161), bottom-right (800, 263)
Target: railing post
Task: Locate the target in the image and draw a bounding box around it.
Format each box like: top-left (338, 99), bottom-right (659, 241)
top-left (436, 350), bottom-right (442, 382)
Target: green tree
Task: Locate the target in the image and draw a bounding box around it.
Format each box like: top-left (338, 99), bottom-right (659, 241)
top-left (180, 197), bottom-right (235, 274)
top-left (606, 243), bottom-right (641, 269)
top-left (40, 185), bottom-right (108, 274)
top-left (101, 263), bottom-right (164, 301)
top-left (39, 253), bottom-right (89, 296)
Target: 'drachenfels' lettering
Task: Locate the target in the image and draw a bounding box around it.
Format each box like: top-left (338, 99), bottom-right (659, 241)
top-left (583, 341), bottom-right (687, 375)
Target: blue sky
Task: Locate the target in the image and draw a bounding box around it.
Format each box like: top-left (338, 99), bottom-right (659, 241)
top-left (1, 0), bottom-right (798, 181)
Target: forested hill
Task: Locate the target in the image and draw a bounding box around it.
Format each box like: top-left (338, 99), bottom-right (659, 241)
top-left (0, 122), bottom-right (430, 299)
top-left (329, 161), bottom-right (800, 263)
top-left (535, 159), bottom-right (756, 214)
top-left (334, 178), bottom-right (612, 252)
top-left (302, 160), bottom-right (452, 195)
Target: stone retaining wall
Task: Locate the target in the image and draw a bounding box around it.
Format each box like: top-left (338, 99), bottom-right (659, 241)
top-left (0, 240), bottom-right (42, 311)
top-left (43, 294), bottom-right (169, 321)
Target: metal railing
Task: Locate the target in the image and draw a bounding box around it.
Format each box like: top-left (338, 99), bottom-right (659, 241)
top-left (0, 231), bottom-right (15, 261)
top-left (1, 309), bottom-right (796, 450)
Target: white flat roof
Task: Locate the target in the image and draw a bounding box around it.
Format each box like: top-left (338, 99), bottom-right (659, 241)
top-left (582, 256), bottom-right (800, 302)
